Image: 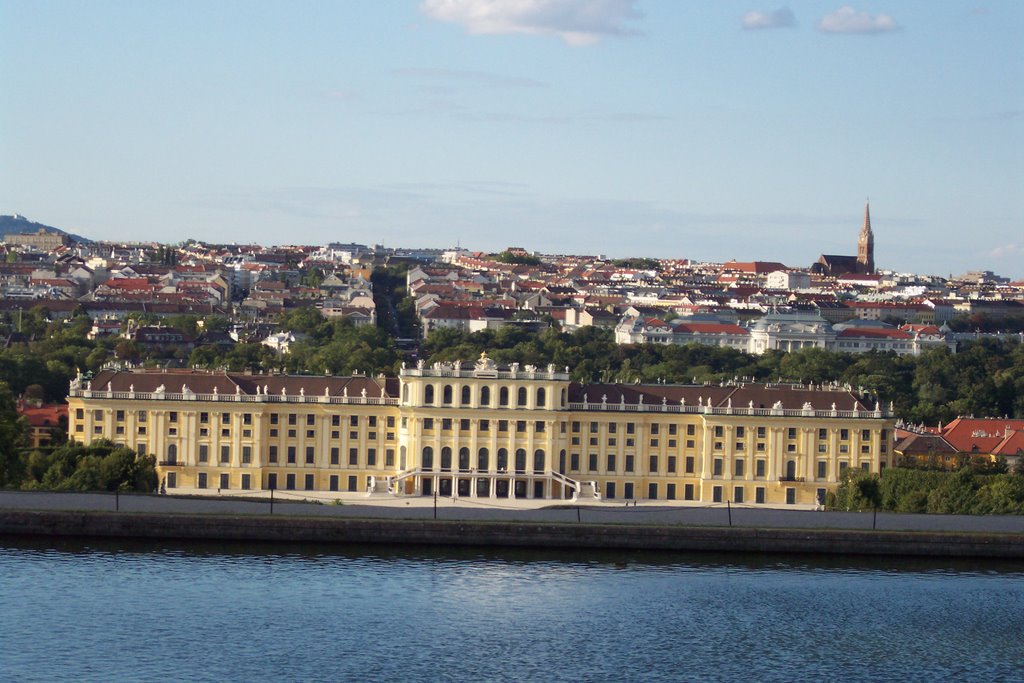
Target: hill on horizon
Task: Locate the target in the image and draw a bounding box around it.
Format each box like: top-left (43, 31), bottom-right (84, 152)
top-left (0, 214), bottom-right (91, 244)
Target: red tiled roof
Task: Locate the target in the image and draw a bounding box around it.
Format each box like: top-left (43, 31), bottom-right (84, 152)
top-left (941, 418), bottom-right (1024, 453)
top-left (567, 382), bottom-right (869, 411)
top-left (894, 433), bottom-right (956, 455)
top-left (18, 403), bottom-right (68, 428)
top-left (900, 324), bottom-right (942, 335)
top-left (87, 369), bottom-right (399, 399)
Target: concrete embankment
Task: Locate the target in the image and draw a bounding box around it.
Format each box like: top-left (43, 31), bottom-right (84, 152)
top-left (2, 509), bottom-right (1023, 558)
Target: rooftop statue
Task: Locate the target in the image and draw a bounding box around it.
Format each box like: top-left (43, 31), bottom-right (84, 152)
top-left (474, 351), bottom-right (496, 372)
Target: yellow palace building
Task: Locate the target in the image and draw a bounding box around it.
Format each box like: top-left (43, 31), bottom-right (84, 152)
top-left (67, 355), bottom-right (895, 506)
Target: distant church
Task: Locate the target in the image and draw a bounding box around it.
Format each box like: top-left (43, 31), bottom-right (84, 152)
top-left (812, 201), bottom-right (875, 277)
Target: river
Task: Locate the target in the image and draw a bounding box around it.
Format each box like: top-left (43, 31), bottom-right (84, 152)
top-left (1, 538), bottom-right (1021, 682)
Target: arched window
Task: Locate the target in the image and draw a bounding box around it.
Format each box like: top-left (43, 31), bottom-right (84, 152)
top-left (499, 387), bottom-right (509, 406)
top-left (422, 446), bottom-right (434, 470)
top-left (517, 387), bottom-right (527, 407)
top-left (786, 460), bottom-right (796, 479)
top-left (443, 385), bottom-right (453, 405)
top-left (497, 448), bottom-right (508, 471)
top-left (559, 449), bottom-right (566, 474)
top-left (480, 386), bottom-right (490, 406)
top-left (534, 449), bottom-right (545, 473)
top-left (166, 444), bottom-right (177, 465)
top-left (459, 447), bottom-right (470, 471)
top-left (402, 384), bottom-right (409, 403)
top-left (424, 385), bottom-right (434, 405)
top-left (441, 447), bottom-right (452, 471)
top-left (561, 388), bottom-right (567, 407)
top-left (461, 385), bottom-right (471, 405)
top-left (400, 446), bottom-right (407, 470)
top-left (536, 387), bottom-right (546, 407)
top-left (515, 449), bottom-right (527, 473)
top-left (478, 448), bottom-right (489, 471)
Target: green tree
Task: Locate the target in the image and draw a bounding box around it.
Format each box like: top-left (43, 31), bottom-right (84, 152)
top-left (926, 468), bottom-right (978, 514)
top-left (0, 381), bottom-right (28, 487)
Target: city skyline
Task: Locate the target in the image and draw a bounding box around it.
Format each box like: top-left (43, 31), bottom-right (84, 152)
top-left (1, 1), bottom-right (1021, 277)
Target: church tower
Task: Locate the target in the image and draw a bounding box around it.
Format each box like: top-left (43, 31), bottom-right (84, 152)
top-left (857, 200), bottom-right (875, 273)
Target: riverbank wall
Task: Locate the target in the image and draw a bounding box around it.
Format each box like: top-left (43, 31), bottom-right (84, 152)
top-left (2, 509), bottom-right (1023, 558)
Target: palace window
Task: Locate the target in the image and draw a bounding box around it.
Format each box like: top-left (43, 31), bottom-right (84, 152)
top-left (506, 449), bottom-right (522, 472)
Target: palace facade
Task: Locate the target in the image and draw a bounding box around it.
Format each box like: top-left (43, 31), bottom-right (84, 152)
top-left (67, 357), bottom-right (895, 506)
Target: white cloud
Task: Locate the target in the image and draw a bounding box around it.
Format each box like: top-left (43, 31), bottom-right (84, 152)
top-left (818, 6), bottom-right (899, 33)
top-left (987, 243), bottom-right (1023, 259)
top-left (741, 7), bottom-right (796, 30)
top-left (419, 0), bottom-right (642, 46)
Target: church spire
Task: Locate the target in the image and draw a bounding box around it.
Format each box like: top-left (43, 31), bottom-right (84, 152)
top-left (857, 199), bottom-right (875, 273)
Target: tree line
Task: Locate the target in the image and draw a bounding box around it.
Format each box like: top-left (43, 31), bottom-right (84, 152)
top-left (420, 326), bottom-right (1024, 424)
top-left (831, 465), bottom-right (1024, 515)
top-left (3, 304), bottom-right (1024, 426)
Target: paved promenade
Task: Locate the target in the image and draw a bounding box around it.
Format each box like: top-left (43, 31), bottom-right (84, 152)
top-left (1, 490), bottom-right (1022, 534)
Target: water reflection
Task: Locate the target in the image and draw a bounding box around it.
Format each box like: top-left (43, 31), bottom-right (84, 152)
top-left (4, 536), bottom-right (1022, 575)
top-left (1, 538), bottom-right (1022, 682)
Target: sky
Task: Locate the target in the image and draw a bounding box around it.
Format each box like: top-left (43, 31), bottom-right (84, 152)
top-left (1, 1), bottom-right (1021, 277)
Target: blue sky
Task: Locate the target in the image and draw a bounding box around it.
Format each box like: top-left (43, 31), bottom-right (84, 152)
top-left (1, 1), bottom-right (1021, 277)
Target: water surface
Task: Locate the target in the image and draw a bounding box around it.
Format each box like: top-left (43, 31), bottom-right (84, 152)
top-left (2, 539), bottom-right (1021, 682)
